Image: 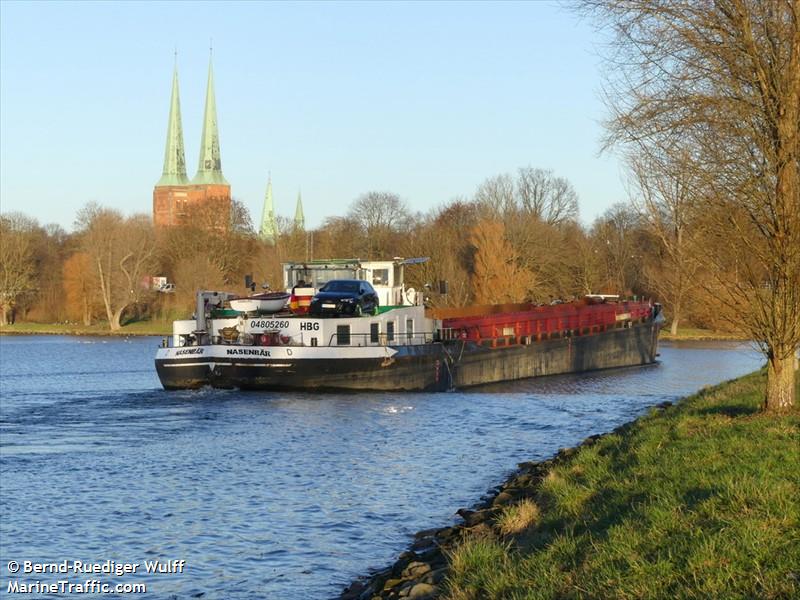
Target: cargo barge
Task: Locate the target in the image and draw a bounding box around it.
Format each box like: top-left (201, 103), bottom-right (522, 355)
top-left (155, 259), bottom-right (663, 391)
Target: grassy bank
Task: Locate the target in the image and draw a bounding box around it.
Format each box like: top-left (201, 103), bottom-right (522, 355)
top-left (0, 321), bottom-right (172, 336)
top-left (659, 327), bottom-right (746, 341)
top-left (444, 370), bottom-right (799, 599)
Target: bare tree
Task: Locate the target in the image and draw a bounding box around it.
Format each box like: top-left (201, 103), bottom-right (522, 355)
top-left (629, 152), bottom-right (702, 334)
top-left (566, 222), bottom-right (606, 296)
top-left (63, 252), bottom-right (100, 326)
top-left (27, 223), bottom-right (70, 323)
top-left (405, 199), bottom-right (477, 307)
top-left (584, 0), bottom-right (800, 411)
top-left (75, 204), bottom-right (156, 330)
top-left (347, 191), bottom-right (413, 258)
top-left (590, 203), bottom-right (647, 294)
top-left (173, 255), bottom-right (228, 309)
top-left (0, 213), bottom-right (38, 325)
top-left (313, 216), bottom-right (363, 261)
top-left (474, 174), bottom-right (516, 217)
top-left (474, 168), bottom-right (579, 226)
top-left (230, 198), bottom-right (255, 236)
top-left (157, 199), bottom-right (257, 294)
top-left (471, 169), bottom-right (581, 301)
top-left (516, 167), bottom-right (579, 225)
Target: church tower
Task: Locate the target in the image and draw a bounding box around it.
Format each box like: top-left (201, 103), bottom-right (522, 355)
top-left (153, 62), bottom-right (190, 227)
top-left (259, 175), bottom-right (277, 244)
top-left (186, 56), bottom-right (231, 224)
top-left (294, 190), bottom-right (305, 231)
top-left (192, 58), bottom-right (228, 187)
top-left (153, 54), bottom-right (231, 228)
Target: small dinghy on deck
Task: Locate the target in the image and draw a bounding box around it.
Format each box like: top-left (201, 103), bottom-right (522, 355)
top-left (228, 291), bottom-right (290, 314)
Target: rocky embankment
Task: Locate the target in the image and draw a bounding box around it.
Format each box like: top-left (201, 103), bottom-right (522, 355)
top-left (339, 402), bottom-right (674, 600)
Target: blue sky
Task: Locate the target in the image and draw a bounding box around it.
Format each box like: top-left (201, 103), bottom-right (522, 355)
top-left (0, 0), bottom-right (624, 231)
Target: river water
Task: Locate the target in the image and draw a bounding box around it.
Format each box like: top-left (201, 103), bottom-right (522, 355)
top-left (0, 336), bottom-right (761, 598)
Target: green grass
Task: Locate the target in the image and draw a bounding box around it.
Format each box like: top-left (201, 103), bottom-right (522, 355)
top-left (659, 327), bottom-right (745, 341)
top-left (0, 320), bottom-right (172, 336)
top-left (445, 370), bottom-right (800, 599)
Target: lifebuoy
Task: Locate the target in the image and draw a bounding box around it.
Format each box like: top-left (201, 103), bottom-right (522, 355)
top-left (405, 287), bottom-right (417, 305)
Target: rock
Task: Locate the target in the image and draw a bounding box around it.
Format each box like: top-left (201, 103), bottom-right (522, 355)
top-left (402, 561), bottom-right (431, 579)
top-left (417, 547), bottom-right (443, 566)
top-left (457, 508), bottom-right (490, 527)
top-left (410, 537), bottom-right (435, 552)
top-left (414, 528), bottom-right (440, 539)
top-left (397, 581), bottom-right (416, 597)
top-left (407, 582), bottom-right (437, 599)
top-left (435, 527), bottom-right (457, 542)
top-left (341, 580), bottom-right (366, 599)
top-left (421, 567), bottom-right (447, 585)
top-left (465, 512), bottom-right (489, 527)
top-left (493, 491), bottom-right (514, 506)
top-left (513, 474), bottom-right (534, 487)
top-left (383, 578), bottom-right (404, 592)
top-left (398, 551), bottom-right (418, 563)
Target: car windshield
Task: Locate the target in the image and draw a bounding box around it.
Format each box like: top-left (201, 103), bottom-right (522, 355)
top-left (322, 281), bottom-right (359, 293)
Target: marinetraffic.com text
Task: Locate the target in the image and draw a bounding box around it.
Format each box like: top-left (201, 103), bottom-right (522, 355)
top-left (4, 559), bottom-right (187, 595)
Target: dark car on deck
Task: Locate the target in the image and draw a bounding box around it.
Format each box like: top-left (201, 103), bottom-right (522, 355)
top-left (309, 280), bottom-right (379, 317)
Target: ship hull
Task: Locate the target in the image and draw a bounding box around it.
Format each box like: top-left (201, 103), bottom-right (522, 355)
top-left (155, 321), bottom-right (659, 391)
top-left (450, 321), bottom-right (659, 388)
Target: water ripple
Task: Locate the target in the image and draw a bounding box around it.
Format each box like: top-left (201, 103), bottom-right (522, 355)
top-left (0, 336), bottom-right (762, 598)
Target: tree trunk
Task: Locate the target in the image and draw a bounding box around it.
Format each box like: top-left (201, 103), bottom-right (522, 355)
top-left (764, 13), bottom-right (800, 414)
top-left (110, 305), bottom-right (126, 331)
top-left (765, 351), bottom-right (797, 413)
top-left (670, 316), bottom-right (679, 336)
top-left (82, 297), bottom-right (91, 327)
top-left (0, 305), bottom-right (8, 326)
top-left (96, 257), bottom-right (116, 330)
top-left (670, 300), bottom-right (680, 335)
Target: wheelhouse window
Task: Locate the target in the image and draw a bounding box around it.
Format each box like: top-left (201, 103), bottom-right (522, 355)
top-left (370, 322), bottom-right (380, 344)
top-left (386, 321), bottom-right (395, 342)
top-left (336, 325), bottom-right (351, 345)
top-left (406, 318), bottom-right (414, 341)
top-left (372, 268), bottom-right (389, 286)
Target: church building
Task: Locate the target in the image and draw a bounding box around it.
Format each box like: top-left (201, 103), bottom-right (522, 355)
top-left (153, 59), bottom-right (231, 228)
top-left (154, 57), bottom-right (305, 236)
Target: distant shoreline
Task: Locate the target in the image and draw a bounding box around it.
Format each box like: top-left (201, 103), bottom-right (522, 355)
top-left (658, 328), bottom-right (747, 341)
top-left (0, 323), bottom-right (172, 337)
top-left (1, 323), bottom-right (744, 341)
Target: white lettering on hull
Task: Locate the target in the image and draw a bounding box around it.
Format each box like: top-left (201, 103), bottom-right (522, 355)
top-left (157, 345), bottom-right (398, 361)
top-left (226, 348), bottom-right (272, 357)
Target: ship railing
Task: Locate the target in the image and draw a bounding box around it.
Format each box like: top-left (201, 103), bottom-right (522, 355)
top-left (325, 331), bottom-right (438, 347)
top-left (440, 301), bottom-right (654, 342)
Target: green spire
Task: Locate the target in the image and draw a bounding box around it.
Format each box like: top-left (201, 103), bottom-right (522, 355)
top-left (192, 57), bottom-right (228, 185)
top-left (156, 63), bottom-right (189, 187)
top-left (294, 190), bottom-right (305, 230)
top-left (259, 174), bottom-right (277, 244)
